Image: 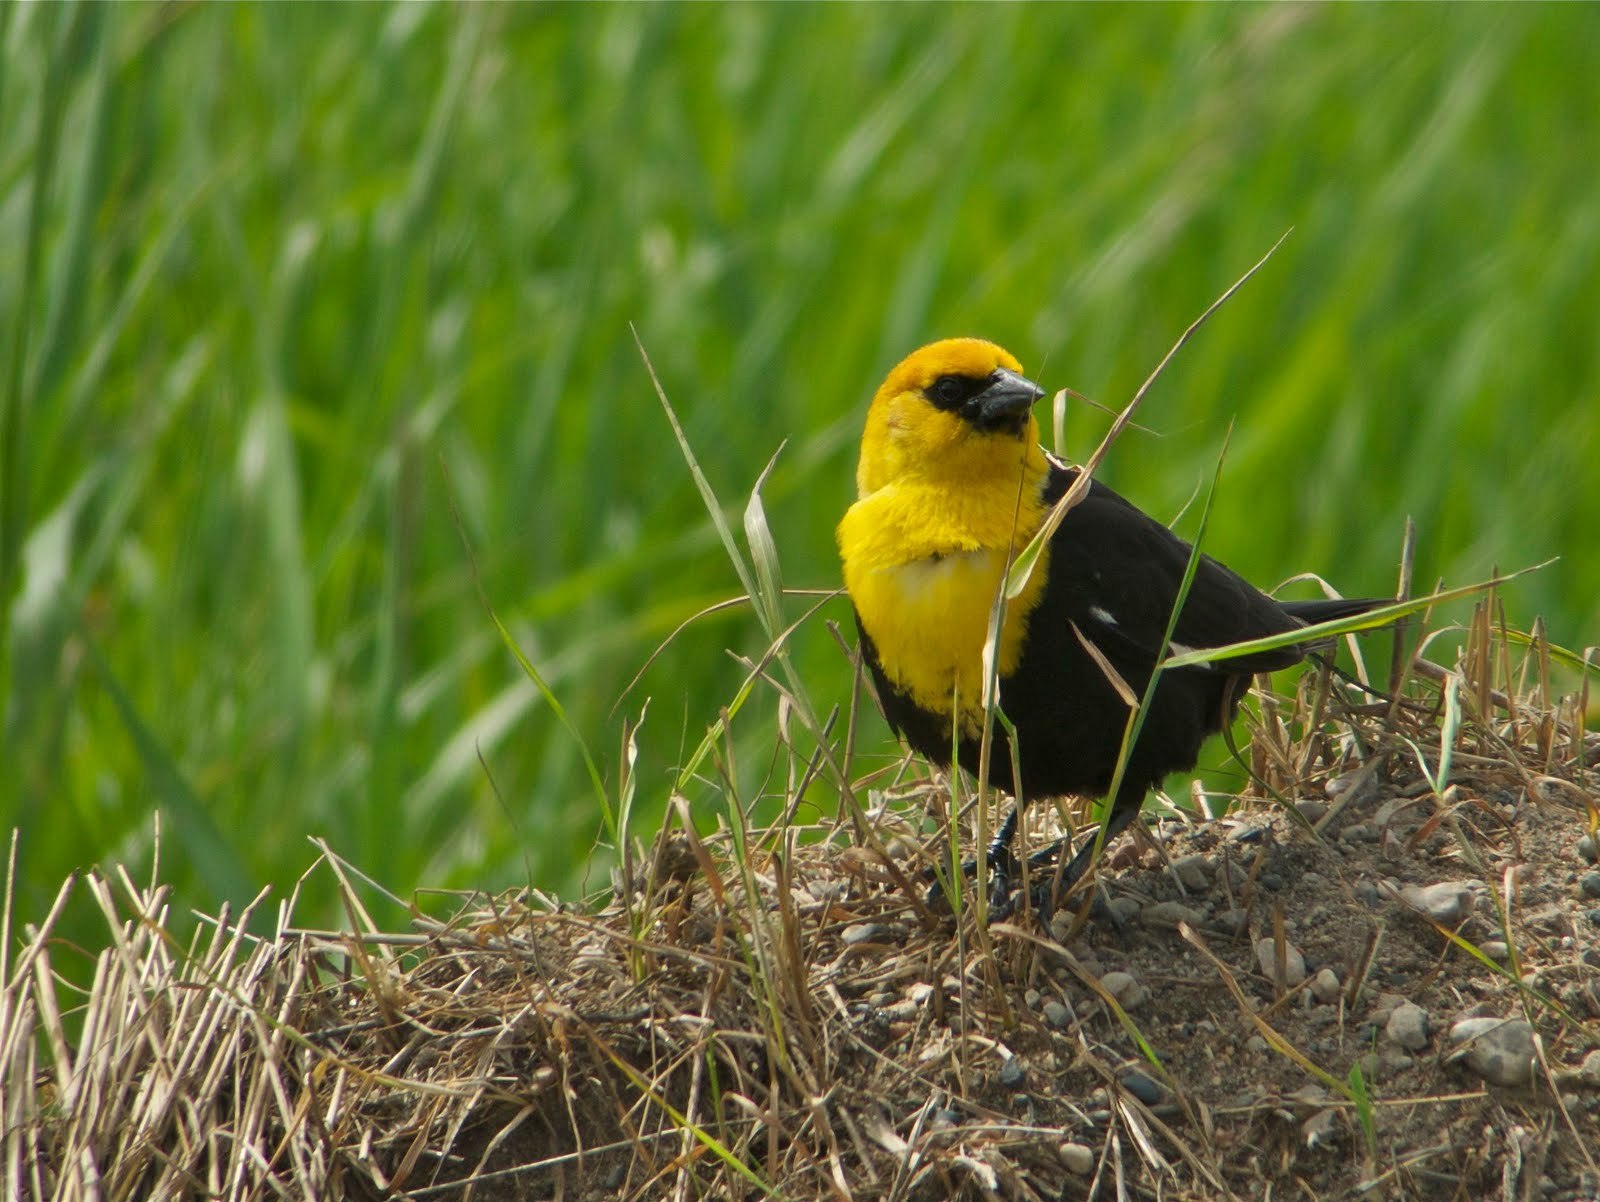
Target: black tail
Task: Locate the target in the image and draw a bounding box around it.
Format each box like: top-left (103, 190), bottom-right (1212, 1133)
top-left (1281, 597), bottom-right (1388, 625)
top-left (1281, 597), bottom-right (1390, 658)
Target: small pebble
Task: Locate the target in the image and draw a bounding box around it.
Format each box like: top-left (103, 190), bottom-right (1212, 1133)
top-left (1353, 879), bottom-right (1381, 907)
top-left (1579, 1049), bottom-right (1600, 1087)
top-left (909, 982), bottom-right (935, 1004)
top-left (1023, 987), bottom-right (1041, 1009)
top-left (1481, 941), bottom-right (1510, 962)
top-left (1254, 937), bottom-right (1308, 987)
top-left (1399, 881), bottom-right (1476, 924)
top-left (1449, 1017), bottom-right (1537, 1087)
top-left (1324, 772), bottom-right (1361, 798)
top-left (1368, 992), bottom-right (1409, 1020)
top-left (1310, 968), bottom-right (1342, 1004)
top-left (1058, 1142), bottom-right (1095, 1176)
top-left (1245, 1035), bottom-right (1268, 1054)
top-left (1341, 822), bottom-right (1379, 844)
top-left (1581, 873), bottom-right (1600, 900)
top-left (884, 835), bottom-right (919, 860)
top-left (1386, 1002), bottom-right (1431, 1051)
top-left (1106, 897), bottom-right (1142, 927)
top-left (1120, 1069), bottom-right (1165, 1106)
top-left (1171, 855), bottom-right (1211, 891)
top-left (842, 922), bottom-right (888, 945)
top-left (1303, 1108), bottom-right (1341, 1149)
top-left (1586, 908), bottom-right (1600, 928)
top-left (1214, 907), bottom-right (1250, 935)
top-left (1099, 971), bottom-right (1148, 1010)
top-left (1142, 901), bottom-right (1205, 929)
top-left (1216, 860), bottom-right (1251, 891)
top-left (1288, 1083), bottom-right (1331, 1110)
top-left (1374, 797), bottom-right (1416, 827)
top-left (1047, 909), bottom-right (1076, 943)
top-left (999, 1058), bottom-right (1027, 1089)
top-left (1042, 1000), bottom-right (1072, 1030)
top-left (1578, 834), bottom-right (1600, 864)
top-left (1379, 1051), bottom-right (1415, 1075)
top-left (1257, 872), bottom-right (1287, 892)
top-left (1296, 800), bottom-right (1329, 824)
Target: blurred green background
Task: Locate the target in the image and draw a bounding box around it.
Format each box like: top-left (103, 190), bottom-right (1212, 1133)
top-left (3, 3), bottom-right (1597, 938)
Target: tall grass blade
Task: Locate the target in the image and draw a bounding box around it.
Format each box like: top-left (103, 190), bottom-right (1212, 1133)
top-left (632, 326), bottom-right (759, 609)
top-left (1161, 562), bottom-right (1555, 670)
top-left (742, 445), bottom-right (787, 636)
top-left (1007, 231), bottom-right (1292, 601)
top-left (1097, 422), bottom-right (1237, 838)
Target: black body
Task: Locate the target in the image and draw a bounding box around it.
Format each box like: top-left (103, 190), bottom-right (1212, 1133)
top-left (858, 460), bottom-right (1379, 899)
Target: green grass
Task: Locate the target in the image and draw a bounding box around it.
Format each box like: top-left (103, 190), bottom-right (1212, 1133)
top-left (3, 4), bottom-right (1597, 944)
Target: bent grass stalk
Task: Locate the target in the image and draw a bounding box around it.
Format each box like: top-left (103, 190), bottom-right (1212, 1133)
top-left (1064, 422), bottom-right (1237, 911)
top-left (1003, 230), bottom-right (1295, 607)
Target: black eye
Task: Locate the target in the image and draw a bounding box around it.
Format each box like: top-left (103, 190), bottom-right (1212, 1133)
top-left (925, 374), bottom-right (984, 409)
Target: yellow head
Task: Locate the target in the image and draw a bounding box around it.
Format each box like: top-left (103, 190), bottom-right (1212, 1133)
top-left (854, 338), bottom-right (1047, 497)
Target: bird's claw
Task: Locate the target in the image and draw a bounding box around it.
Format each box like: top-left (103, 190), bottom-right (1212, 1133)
top-left (924, 834), bottom-right (1131, 938)
top-left (923, 848), bottom-right (1021, 917)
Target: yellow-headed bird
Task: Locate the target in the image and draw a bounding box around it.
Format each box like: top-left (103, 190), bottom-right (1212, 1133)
top-left (838, 338), bottom-right (1379, 913)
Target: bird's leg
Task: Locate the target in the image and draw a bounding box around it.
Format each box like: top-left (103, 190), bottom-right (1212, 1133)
top-left (925, 803), bottom-right (1022, 912)
top-left (927, 791), bottom-right (1143, 925)
top-left (983, 804), bottom-right (1023, 911)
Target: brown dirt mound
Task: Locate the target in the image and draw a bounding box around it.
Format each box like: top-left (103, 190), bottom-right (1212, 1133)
top-left (9, 640), bottom-right (1600, 1200)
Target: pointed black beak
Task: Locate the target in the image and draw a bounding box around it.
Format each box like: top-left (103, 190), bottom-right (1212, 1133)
top-left (966, 368), bottom-right (1047, 431)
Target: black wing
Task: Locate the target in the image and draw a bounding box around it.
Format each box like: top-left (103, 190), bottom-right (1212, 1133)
top-left (1043, 461), bottom-right (1312, 676)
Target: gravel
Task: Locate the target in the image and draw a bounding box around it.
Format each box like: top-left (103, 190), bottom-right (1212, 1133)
top-left (1099, 970), bottom-right (1148, 1010)
top-left (1396, 880), bottom-right (1477, 924)
top-left (1386, 1002), bottom-right (1431, 1051)
top-left (1448, 1017), bottom-right (1537, 1087)
top-left (1254, 937), bottom-right (1308, 987)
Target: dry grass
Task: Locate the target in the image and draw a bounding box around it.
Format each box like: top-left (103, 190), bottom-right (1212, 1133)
top-left (6, 607), bottom-right (1599, 1201)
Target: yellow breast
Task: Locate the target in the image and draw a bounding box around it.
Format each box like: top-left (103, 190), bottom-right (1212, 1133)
top-left (838, 480), bottom-right (1050, 737)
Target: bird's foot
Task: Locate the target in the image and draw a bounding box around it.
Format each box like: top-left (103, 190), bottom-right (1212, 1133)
top-left (996, 841), bottom-right (1131, 937)
top-left (924, 847), bottom-right (1022, 917)
top-left (985, 838), bottom-right (1070, 921)
top-left (927, 839), bottom-right (1078, 923)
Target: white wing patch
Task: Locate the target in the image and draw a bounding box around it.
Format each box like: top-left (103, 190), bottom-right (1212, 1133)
top-left (1167, 640), bottom-right (1215, 669)
top-left (1088, 605), bottom-right (1118, 627)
